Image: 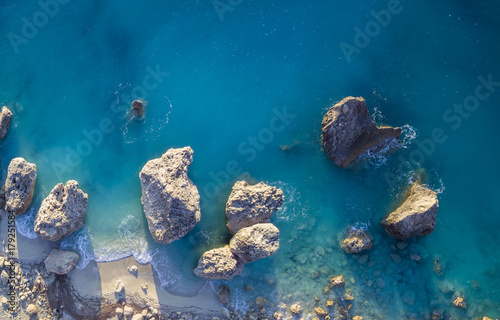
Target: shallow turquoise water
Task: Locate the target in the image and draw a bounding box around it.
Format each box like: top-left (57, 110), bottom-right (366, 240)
top-left (1, 0), bottom-right (500, 318)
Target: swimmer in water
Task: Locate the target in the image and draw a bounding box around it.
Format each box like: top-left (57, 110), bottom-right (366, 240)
top-left (131, 100), bottom-right (144, 117)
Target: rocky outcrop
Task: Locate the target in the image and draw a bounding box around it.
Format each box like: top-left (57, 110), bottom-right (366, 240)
top-left (381, 184), bottom-right (439, 239)
top-left (140, 147), bottom-right (200, 244)
top-left (4, 157), bottom-right (37, 215)
top-left (330, 275), bottom-right (345, 287)
top-left (226, 181), bottom-right (284, 234)
top-left (321, 96), bottom-right (401, 167)
top-left (229, 223), bottom-right (279, 263)
top-left (44, 249), bottom-right (79, 275)
top-left (342, 229), bottom-right (372, 253)
top-left (0, 106), bottom-right (12, 139)
top-left (193, 246), bottom-right (244, 280)
top-left (34, 180), bottom-right (88, 241)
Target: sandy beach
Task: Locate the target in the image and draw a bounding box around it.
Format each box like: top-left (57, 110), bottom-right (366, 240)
top-left (0, 210), bottom-right (223, 320)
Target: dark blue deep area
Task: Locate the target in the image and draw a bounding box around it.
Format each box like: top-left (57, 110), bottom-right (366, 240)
top-left (1, 0), bottom-right (500, 318)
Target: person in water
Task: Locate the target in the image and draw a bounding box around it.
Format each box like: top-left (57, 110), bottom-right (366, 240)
top-left (131, 100), bottom-right (144, 117)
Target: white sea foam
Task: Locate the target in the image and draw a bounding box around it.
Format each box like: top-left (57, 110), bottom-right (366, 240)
top-left (121, 96), bottom-right (173, 144)
top-left (268, 181), bottom-right (306, 222)
top-left (60, 226), bottom-right (95, 270)
top-left (15, 190), bottom-right (46, 239)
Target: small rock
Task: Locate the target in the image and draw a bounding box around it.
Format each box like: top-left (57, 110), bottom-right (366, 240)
top-left (128, 265), bottom-right (139, 275)
top-left (0, 106), bottom-right (12, 139)
top-left (290, 303), bottom-right (302, 315)
top-left (124, 305), bottom-right (134, 317)
top-left (396, 242), bottom-right (408, 250)
top-left (352, 317), bottom-right (363, 320)
top-left (453, 297), bottom-right (466, 309)
top-left (26, 304), bottom-right (37, 315)
top-left (116, 307), bottom-right (124, 317)
top-left (220, 307), bottom-right (231, 319)
top-left (273, 312), bottom-right (283, 320)
top-left (217, 285), bottom-right (231, 304)
top-left (132, 315), bottom-right (144, 320)
top-left (141, 282), bottom-right (148, 291)
top-left (245, 285), bottom-right (254, 291)
top-left (342, 229), bottom-right (372, 253)
top-left (326, 300), bottom-right (334, 307)
top-left (114, 279), bottom-right (125, 294)
top-left (255, 297), bottom-right (267, 308)
top-left (314, 307), bottom-right (328, 318)
top-left (1, 270), bottom-right (8, 285)
top-left (330, 275), bottom-right (345, 287)
top-left (410, 253), bottom-right (422, 261)
top-left (44, 249), bottom-right (79, 275)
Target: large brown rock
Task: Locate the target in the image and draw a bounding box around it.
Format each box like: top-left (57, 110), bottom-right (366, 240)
top-left (34, 180), bottom-right (88, 241)
top-left (229, 223), bottom-right (280, 263)
top-left (193, 246), bottom-right (244, 280)
top-left (140, 147), bottom-right (200, 244)
top-left (381, 184), bottom-right (439, 239)
top-left (321, 96), bottom-right (401, 167)
top-left (4, 157), bottom-right (37, 215)
top-left (0, 106), bottom-right (12, 139)
top-left (44, 249), bottom-right (79, 275)
top-left (226, 181), bottom-right (284, 234)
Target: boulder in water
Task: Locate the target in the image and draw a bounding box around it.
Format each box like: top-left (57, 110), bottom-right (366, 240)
top-left (4, 157), bottom-right (37, 215)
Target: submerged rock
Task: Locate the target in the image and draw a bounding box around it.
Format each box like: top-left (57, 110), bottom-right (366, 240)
top-left (193, 246), bottom-right (244, 280)
top-left (290, 304), bottom-right (302, 315)
top-left (330, 275), bottom-right (345, 287)
top-left (34, 180), bottom-right (88, 241)
top-left (226, 181), bottom-right (284, 234)
top-left (217, 285), bottom-right (231, 304)
top-left (0, 106), bottom-right (12, 139)
top-left (342, 229), bottom-right (372, 253)
top-left (229, 223), bottom-right (279, 263)
top-left (4, 157), bottom-right (37, 215)
top-left (321, 96), bottom-right (401, 167)
top-left (140, 147), bottom-right (200, 244)
top-left (453, 297), bottom-right (466, 309)
top-left (381, 184), bottom-right (439, 239)
top-left (44, 249), bottom-right (79, 275)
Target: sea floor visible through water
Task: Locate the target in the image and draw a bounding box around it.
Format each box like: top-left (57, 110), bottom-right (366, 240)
top-left (1, 0), bottom-right (500, 319)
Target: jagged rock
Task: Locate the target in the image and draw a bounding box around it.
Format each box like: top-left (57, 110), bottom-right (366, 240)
top-left (193, 246), bottom-right (244, 280)
top-left (330, 275), bottom-right (345, 287)
top-left (217, 285), bottom-right (231, 304)
top-left (453, 297), bottom-right (466, 309)
top-left (229, 223), bottom-right (279, 263)
top-left (290, 304), bottom-right (302, 315)
top-left (0, 106), bottom-right (12, 139)
top-left (321, 96), bottom-right (401, 167)
top-left (140, 147), bottom-right (200, 244)
top-left (26, 304), bottom-right (37, 315)
top-left (34, 180), bottom-right (88, 241)
top-left (44, 249), bottom-right (79, 275)
top-left (381, 184), bottom-right (439, 239)
top-left (342, 229), bottom-right (372, 253)
top-left (4, 157), bottom-right (37, 215)
top-left (226, 181), bottom-right (284, 234)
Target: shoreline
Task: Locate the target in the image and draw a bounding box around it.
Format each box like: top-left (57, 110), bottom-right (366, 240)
top-left (0, 211), bottom-right (224, 319)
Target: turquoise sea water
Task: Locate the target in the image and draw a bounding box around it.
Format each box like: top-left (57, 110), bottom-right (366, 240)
top-left (2, 0), bottom-right (500, 318)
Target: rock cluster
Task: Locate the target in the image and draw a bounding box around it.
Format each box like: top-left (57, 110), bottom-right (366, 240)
top-left (140, 147), bottom-right (200, 244)
top-left (381, 183), bottom-right (439, 239)
top-left (0, 106), bottom-right (12, 139)
top-left (321, 96), bottom-right (401, 167)
top-left (194, 181), bottom-right (283, 280)
top-left (4, 157), bottom-right (37, 215)
top-left (44, 249), bottom-right (79, 275)
top-left (226, 181), bottom-right (284, 234)
top-left (34, 180), bottom-right (88, 241)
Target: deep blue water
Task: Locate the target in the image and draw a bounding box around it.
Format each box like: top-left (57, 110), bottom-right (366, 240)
top-left (1, 0), bottom-right (500, 318)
